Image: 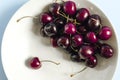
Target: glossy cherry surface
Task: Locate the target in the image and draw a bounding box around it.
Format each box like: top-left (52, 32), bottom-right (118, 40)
top-left (63, 1), bottom-right (76, 16)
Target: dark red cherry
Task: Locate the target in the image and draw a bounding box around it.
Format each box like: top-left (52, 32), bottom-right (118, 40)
top-left (63, 1), bottom-right (76, 16)
top-left (76, 8), bottom-right (90, 23)
top-left (64, 23), bottom-right (76, 35)
top-left (57, 36), bottom-right (70, 49)
top-left (100, 43), bottom-right (114, 58)
top-left (40, 13), bottom-right (53, 24)
top-left (49, 3), bottom-right (61, 16)
top-left (98, 26), bottom-right (112, 40)
top-left (44, 23), bottom-right (57, 37)
top-left (86, 56), bottom-right (97, 68)
top-left (72, 34), bottom-right (83, 47)
top-left (87, 14), bottom-right (101, 30)
top-left (86, 32), bottom-right (98, 43)
top-left (77, 25), bottom-right (87, 34)
top-left (54, 17), bottom-right (66, 27)
top-left (79, 45), bottom-right (94, 59)
top-left (30, 57), bottom-right (41, 69)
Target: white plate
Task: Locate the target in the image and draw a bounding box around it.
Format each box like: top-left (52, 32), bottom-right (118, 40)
top-left (1, 0), bottom-right (118, 80)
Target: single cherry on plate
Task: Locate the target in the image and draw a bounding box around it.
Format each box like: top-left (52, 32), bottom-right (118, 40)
top-left (30, 57), bottom-right (41, 69)
top-left (29, 57), bottom-right (60, 69)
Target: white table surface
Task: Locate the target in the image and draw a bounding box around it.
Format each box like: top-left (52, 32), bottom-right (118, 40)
top-left (0, 0), bottom-right (120, 80)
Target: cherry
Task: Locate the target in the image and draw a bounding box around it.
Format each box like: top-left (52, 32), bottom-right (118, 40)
top-left (44, 22), bottom-right (57, 37)
top-left (54, 17), bottom-right (66, 27)
top-left (54, 18), bottom-right (66, 35)
top-left (30, 57), bottom-right (60, 69)
top-left (77, 25), bottom-right (87, 34)
top-left (49, 3), bottom-right (61, 16)
top-left (64, 23), bottom-right (76, 35)
top-left (76, 8), bottom-right (90, 23)
top-left (40, 12), bottom-right (53, 24)
top-left (72, 34), bottom-right (83, 47)
top-left (63, 1), bottom-right (76, 16)
top-left (87, 14), bottom-right (101, 30)
top-left (86, 32), bottom-right (98, 43)
top-left (57, 36), bottom-right (70, 48)
top-left (30, 57), bottom-right (41, 69)
top-left (100, 43), bottom-right (114, 58)
top-left (86, 55), bottom-right (97, 68)
top-left (79, 45), bottom-right (94, 59)
top-left (98, 26), bottom-right (112, 40)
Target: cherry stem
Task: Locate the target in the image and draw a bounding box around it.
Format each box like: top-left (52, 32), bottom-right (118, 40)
top-left (70, 66), bottom-right (87, 77)
top-left (58, 11), bottom-right (80, 25)
top-left (58, 11), bottom-right (68, 19)
top-left (70, 46), bottom-right (78, 52)
top-left (16, 16), bottom-right (38, 22)
top-left (41, 60), bottom-right (60, 65)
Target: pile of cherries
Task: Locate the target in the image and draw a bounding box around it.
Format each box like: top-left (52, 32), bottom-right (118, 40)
top-left (39, 0), bottom-right (114, 68)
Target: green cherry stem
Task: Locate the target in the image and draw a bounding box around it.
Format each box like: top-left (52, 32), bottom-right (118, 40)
top-left (70, 66), bottom-right (87, 77)
top-left (16, 16), bottom-right (38, 22)
top-left (41, 60), bottom-right (60, 65)
top-left (58, 11), bottom-right (80, 25)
